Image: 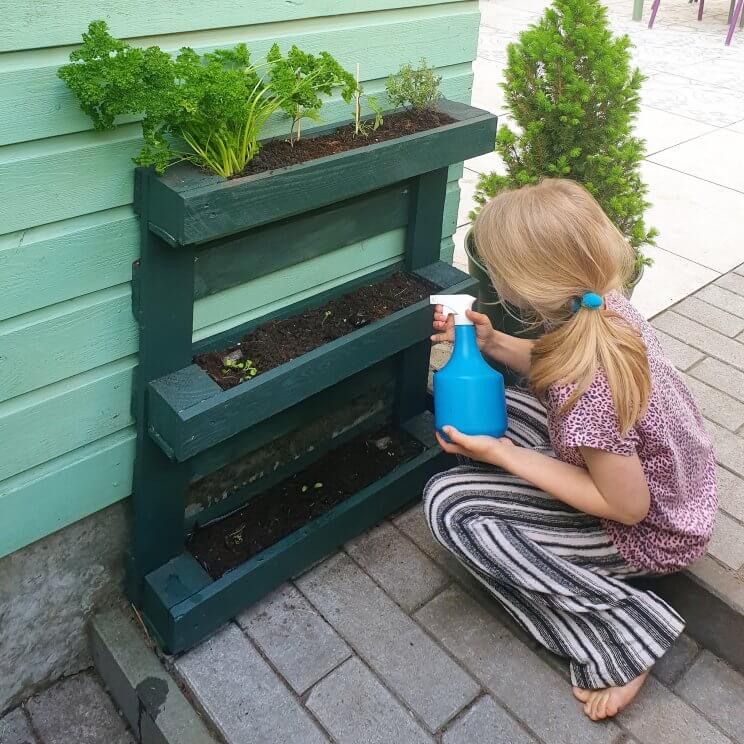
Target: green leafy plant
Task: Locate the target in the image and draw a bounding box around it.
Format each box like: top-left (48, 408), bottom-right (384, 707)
top-left (59, 21), bottom-right (285, 177)
top-left (221, 356), bottom-right (258, 382)
top-left (267, 44), bottom-right (357, 143)
top-left (352, 64), bottom-right (384, 137)
top-left (472, 0), bottom-right (655, 275)
top-left (385, 59), bottom-right (441, 112)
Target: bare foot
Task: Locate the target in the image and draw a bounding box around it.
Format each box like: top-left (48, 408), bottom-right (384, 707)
top-left (572, 672), bottom-right (649, 721)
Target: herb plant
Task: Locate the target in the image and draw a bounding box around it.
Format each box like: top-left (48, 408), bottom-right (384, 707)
top-left (353, 64), bottom-right (384, 137)
top-left (385, 59), bottom-right (442, 112)
top-left (59, 21), bottom-right (286, 177)
top-left (221, 357), bottom-right (258, 382)
top-left (472, 0), bottom-right (655, 273)
top-left (267, 44), bottom-right (357, 143)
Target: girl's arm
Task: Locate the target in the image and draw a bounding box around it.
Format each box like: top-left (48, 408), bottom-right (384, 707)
top-left (437, 430), bottom-right (650, 526)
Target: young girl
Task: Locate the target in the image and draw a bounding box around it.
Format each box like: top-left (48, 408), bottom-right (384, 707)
top-left (426, 178), bottom-right (716, 721)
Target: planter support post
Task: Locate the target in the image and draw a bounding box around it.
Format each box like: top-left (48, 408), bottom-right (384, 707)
top-left (395, 166), bottom-right (449, 424)
top-left (127, 169), bottom-right (196, 603)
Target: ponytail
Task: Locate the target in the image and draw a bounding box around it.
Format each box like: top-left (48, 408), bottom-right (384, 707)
top-left (530, 303), bottom-right (651, 436)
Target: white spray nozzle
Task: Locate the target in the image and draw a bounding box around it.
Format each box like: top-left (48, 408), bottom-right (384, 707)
top-left (430, 295), bottom-right (477, 325)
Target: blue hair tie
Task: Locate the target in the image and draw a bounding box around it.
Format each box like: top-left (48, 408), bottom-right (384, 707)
top-left (571, 292), bottom-right (604, 313)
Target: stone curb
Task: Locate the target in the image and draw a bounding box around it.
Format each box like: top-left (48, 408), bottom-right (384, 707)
top-left (90, 607), bottom-right (220, 744)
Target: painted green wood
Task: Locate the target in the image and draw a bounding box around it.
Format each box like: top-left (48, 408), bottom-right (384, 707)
top-left (0, 76), bottom-right (471, 236)
top-left (1, 0), bottom-right (476, 52)
top-left (0, 359), bottom-right (135, 482)
top-left (1, 7), bottom-right (477, 145)
top-left (194, 182), bottom-right (411, 299)
top-left (0, 207), bottom-right (137, 322)
top-left (147, 100), bottom-right (496, 246)
top-left (0, 429), bottom-right (135, 559)
top-left (142, 413), bottom-right (447, 653)
top-left (0, 286), bottom-right (137, 402)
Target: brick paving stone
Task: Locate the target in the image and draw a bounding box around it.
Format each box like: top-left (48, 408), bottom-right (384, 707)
top-left (0, 708), bottom-right (36, 744)
top-left (296, 553), bottom-right (479, 732)
top-left (236, 583), bottom-right (351, 694)
top-left (676, 296), bottom-right (744, 337)
top-left (717, 466), bottom-right (744, 522)
top-left (305, 657), bottom-right (433, 744)
top-left (682, 373), bottom-right (744, 431)
top-left (706, 419), bottom-right (744, 477)
top-left (651, 634), bottom-right (699, 687)
top-left (415, 586), bottom-right (620, 744)
top-left (675, 650), bottom-right (744, 742)
top-left (697, 284), bottom-right (744, 320)
top-left (652, 312), bottom-right (744, 372)
top-left (716, 272), bottom-right (744, 297)
top-left (25, 671), bottom-right (133, 744)
top-left (617, 676), bottom-right (730, 744)
top-left (708, 511), bottom-right (744, 570)
top-left (442, 696), bottom-right (538, 744)
top-left (690, 357), bottom-right (744, 404)
top-left (346, 521), bottom-right (449, 612)
top-left (653, 329), bottom-right (706, 371)
top-left (175, 624), bottom-right (327, 744)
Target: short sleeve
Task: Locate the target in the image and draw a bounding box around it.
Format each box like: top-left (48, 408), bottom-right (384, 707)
top-left (548, 369), bottom-right (639, 457)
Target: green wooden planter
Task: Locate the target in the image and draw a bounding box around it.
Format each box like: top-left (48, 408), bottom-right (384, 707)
top-left (128, 99), bottom-right (498, 653)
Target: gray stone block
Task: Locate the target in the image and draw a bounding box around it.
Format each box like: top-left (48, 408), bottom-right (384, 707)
top-left (708, 512), bottom-right (744, 570)
top-left (442, 696), bottom-right (538, 744)
top-left (675, 650), bottom-right (744, 742)
top-left (690, 357), bottom-right (744, 404)
top-left (651, 634), bottom-right (699, 687)
top-left (305, 657), bottom-right (433, 744)
top-left (715, 272), bottom-right (744, 298)
top-left (0, 708), bottom-right (36, 744)
top-left (653, 329), bottom-right (705, 371)
top-left (696, 284), bottom-right (744, 320)
top-left (90, 607), bottom-right (218, 744)
top-left (682, 373), bottom-right (744, 431)
top-left (175, 624), bottom-right (327, 744)
top-left (296, 553), bottom-right (479, 732)
top-left (25, 671), bottom-right (134, 744)
top-left (346, 521), bottom-right (449, 612)
top-left (617, 676), bottom-right (730, 744)
top-left (236, 583), bottom-right (351, 694)
top-left (414, 587), bottom-right (620, 744)
top-left (652, 312), bottom-right (744, 372)
top-left (0, 502), bottom-right (127, 712)
top-left (717, 466), bottom-right (744, 522)
top-left (735, 264), bottom-right (744, 277)
top-left (706, 419), bottom-right (744, 477)
top-left (675, 296), bottom-right (744, 337)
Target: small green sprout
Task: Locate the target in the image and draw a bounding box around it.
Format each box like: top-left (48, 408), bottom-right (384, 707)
top-left (314, 482), bottom-right (323, 489)
top-left (221, 355), bottom-right (259, 382)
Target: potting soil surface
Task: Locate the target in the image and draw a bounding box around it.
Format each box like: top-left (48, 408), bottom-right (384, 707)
top-left (236, 109), bottom-right (455, 177)
top-left (188, 426), bottom-right (425, 578)
top-left (195, 271), bottom-right (434, 390)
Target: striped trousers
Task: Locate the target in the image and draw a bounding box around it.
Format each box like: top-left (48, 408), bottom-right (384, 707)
top-left (423, 389), bottom-right (685, 689)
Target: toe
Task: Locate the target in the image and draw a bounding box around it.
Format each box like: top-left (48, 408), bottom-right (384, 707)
top-left (572, 686), bottom-right (591, 703)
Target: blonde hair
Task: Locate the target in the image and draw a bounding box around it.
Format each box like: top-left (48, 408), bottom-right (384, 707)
top-left (473, 178), bottom-right (650, 435)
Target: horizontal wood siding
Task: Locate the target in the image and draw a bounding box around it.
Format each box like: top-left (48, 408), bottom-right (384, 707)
top-left (0, 0), bottom-right (479, 558)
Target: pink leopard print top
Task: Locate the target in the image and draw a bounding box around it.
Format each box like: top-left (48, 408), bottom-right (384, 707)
top-left (546, 292), bottom-right (717, 574)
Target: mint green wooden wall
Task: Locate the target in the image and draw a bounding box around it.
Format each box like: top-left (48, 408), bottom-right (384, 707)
top-left (0, 0), bottom-right (479, 558)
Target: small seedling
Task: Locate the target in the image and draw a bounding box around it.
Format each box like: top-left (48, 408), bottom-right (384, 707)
top-left (321, 310), bottom-right (332, 326)
top-left (221, 356), bottom-right (259, 382)
top-left (353, 64), bottom-right (384, 137)
top-left (301, 485), bottom-right (309, 493)
top-left (385, 59), bottom-right (441, 112)
top-left (314, 482), bottom-right (323, 489)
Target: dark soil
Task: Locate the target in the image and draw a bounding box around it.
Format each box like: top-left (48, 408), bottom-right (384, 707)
top-left (236, 109), bottom-right (455, 178)
top-left (195, 272), bottom-right (434, 390)
top-left (188, 426), bottom-right (425, 578)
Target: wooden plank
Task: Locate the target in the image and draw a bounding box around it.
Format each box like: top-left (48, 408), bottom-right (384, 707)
top-left (143, 425), bottom-right (447, 653)
top-left (1, 0), bottom-right (477, 52)
top-left (148, 101), bottom-right (496, 245)
top-left (1, 12), bottom-right (477, 145)
top-left (0, 75), bottom-right (472, 235)
top-left (0, 286), bottom-right (137, 402)
top-left (194, 182), bottom-right (411, 299)
top-left (0, 429), bottom-right (135, 559)
top-left (0, 358), bottom-right (135, 482)
top-left (0, 207), bottom-right (138, 322)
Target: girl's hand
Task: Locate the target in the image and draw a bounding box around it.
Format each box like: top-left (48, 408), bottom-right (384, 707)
top-left (431, 306), bottom-right (496, 351)
top-left (436, 427), bottom-right (516, 469)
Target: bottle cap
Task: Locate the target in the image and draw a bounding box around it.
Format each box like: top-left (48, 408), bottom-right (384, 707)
top-left (430, 295), bottom-right (477, 325)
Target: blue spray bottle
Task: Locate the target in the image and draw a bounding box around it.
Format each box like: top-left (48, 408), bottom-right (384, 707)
top-left (430, 295), bottom-right (508, 438)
